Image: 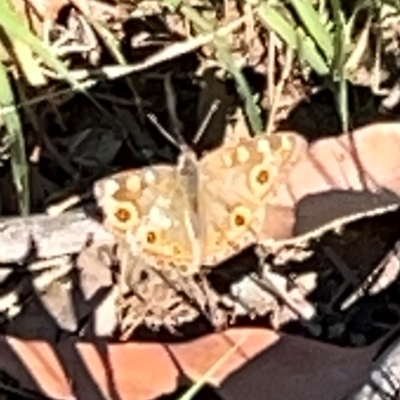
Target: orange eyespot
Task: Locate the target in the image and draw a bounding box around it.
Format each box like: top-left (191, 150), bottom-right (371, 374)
top-left (229, 205), bottom-right (252, 234)
top-left (115, 207), bottom-right (131, 223)
top-left (105, 200), bottom-right (139, 232)
top-left (249, 164), bottom-right (277, 196)
top-left (234, 214), bottom-right (246, 227)
top-left (256, 169), bottom-right (270, 184)
top-left (146, 231), bottom-right (157, 244)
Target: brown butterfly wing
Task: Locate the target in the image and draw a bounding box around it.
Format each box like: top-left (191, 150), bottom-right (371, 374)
top-left (198, 132), bottom-right (302, 266)
top-left (94, 165), bottom-right (199, 272)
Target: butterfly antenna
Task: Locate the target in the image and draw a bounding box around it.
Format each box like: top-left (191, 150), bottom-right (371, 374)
top-left (193, 99), bottom-right (221, 145)
top-left (148, 75), bottom-right (220, 151)
top-left (147, 113), bottom-right (183, 151)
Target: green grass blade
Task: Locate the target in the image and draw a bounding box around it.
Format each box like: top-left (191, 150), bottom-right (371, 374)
top-left (0, 29), bottom-right (46, 87)
top-left (0, 2), bottom-right (82, 90)
top-left (175, 4), bottom-right (263, 133)
top-left (0, 2), bottom-right (116, 120)
top-left (258, 4), bottom-right (298, 48)
top-left (177, 336), bottom-right (248, 400)
top-left (330, 0), bottom-right (349, 131)
top-left (163, 0), bottom-right (184, 12)
top-left (0, 61), bottom-right (29, 215)
top-left (217, 44), bottom-right (263, 134)
top-left (0, 0), bottom-right (46, 86)
top-left (289, 0), bottom-right (334, 61)
top-left (258, 3), bottom-right (329, 75)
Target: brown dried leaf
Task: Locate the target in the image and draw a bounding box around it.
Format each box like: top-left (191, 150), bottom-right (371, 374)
top-left (261, 122), bottom-right (400, 245)
top-left (171, 328), bottom-right (379, 400)
top-left (0, 327), bottom-right (390, 400)
top-left (0, 335), bottom-right (177, 400)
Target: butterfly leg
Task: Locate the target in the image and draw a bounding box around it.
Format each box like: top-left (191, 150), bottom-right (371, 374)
top-left (116, 245), bottom-right (211, 337)
top-left (150, 267), bottom-right (228, 330)
top-left (114, 243), bottom-right (150, 337)
top-left (114, 242), bottom-right (173, 337)
top-left (115, 244), bottom-right (228, 334)
top-left (173, 271), bottom-right (228, 330)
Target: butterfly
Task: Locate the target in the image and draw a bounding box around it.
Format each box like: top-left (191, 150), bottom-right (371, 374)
top-left (94, 129), bottom-right (303, 277)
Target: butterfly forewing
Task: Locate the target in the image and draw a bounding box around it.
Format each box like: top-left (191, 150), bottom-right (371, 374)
top-left (94, 164), bottom-right (199, 271)
top-left (198, 132), bottom-right (302, 265)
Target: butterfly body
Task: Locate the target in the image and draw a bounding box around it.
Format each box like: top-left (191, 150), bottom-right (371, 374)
top-left (94, 132), bottom-right (302, 275)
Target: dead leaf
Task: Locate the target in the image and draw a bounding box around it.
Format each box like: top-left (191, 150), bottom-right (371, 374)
top-left (0, 327), bottom-right (396, 400)
top-left (260, 122), bottom-right (400, 244)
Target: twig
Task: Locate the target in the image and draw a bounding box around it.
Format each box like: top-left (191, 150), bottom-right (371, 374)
top-left (0, 209), bottom-right (113, 264)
